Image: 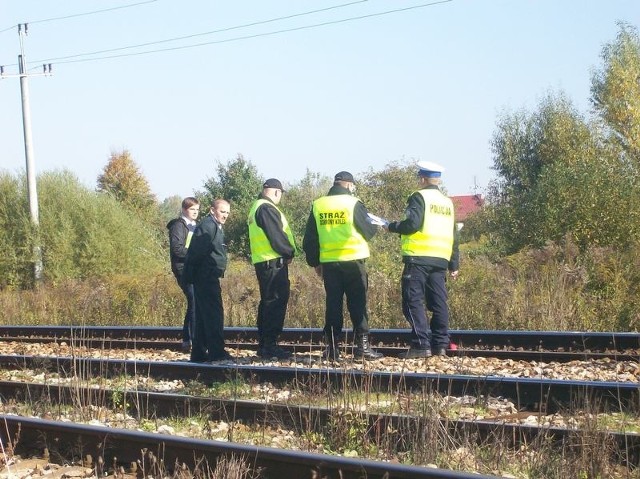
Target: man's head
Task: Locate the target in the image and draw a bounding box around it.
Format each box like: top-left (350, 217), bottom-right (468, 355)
top-left (417, 161), bottom-right (445, 186)
top-left (211, 199), bottom-right (230, 225)
top-left (334, 171), bottom-right (356, 194)
top-left (262, 178), bottom-right (285, 205)
top-left (181, 197), bottom-right (200, 220)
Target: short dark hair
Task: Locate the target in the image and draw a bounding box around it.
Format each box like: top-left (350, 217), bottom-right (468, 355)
top-left (182, 197), bottom-right (199, 209)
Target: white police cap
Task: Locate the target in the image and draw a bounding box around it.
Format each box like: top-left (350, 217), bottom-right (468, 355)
top-left (417, 161), bottom-right (445, 178)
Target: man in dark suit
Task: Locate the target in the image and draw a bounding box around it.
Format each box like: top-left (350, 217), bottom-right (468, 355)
top-left (184, 199), bottom-right (232, 362)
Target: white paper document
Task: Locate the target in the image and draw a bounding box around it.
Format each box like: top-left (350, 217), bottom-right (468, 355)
top-left (367, 212), bottom-right (389, 227)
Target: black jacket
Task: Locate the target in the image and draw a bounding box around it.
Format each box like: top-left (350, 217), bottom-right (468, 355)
top-left (183, 214), bottom-right (228, 283)
top-left (167, 217), bottom-right (190, 279)
top-left (387, 185), bottom-right (460, 271)
top-left (302, 185), bottom-right (378, 267)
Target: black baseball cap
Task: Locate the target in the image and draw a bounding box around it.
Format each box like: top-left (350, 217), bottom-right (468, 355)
top-left (263, 178), bottom-right (285, 191)
top-left (334, 171), bottom-right (355, 183)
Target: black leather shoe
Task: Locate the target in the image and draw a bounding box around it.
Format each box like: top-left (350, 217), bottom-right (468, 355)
top-left (258, 345), bottom-right (292, 360)
top-left (209, 351), bottom-right (234, 361)
top-left (432, 347), bottom-right (447, 357)
top-left (399, 347), bottom-right (432, 359)
top-left (322, 345), bottom-right (340, 361)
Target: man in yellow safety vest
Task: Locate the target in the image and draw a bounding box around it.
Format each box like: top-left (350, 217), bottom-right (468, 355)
top-left (385, 161), bottom-right (459, 358)
top-left (303, 171), bottom-right (383, 361)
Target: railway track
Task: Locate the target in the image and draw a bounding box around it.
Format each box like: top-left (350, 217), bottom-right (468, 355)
top-left (1, 326), bottom-right (639, 362)
top-left (0, 353), bottom-right (636, 414)
top-left (0, 378), bottom-right (637, 467)
top-left (0, 327), bottom-right (637, 477)
top-left (0, 415), bottom-right (495, 479)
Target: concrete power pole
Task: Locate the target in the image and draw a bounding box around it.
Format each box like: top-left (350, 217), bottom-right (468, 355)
top-left (2, 24), bottom-right (51, 284)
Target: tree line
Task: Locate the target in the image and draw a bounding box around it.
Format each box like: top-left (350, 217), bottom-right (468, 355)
top-left (0, 23), bottom-right (638, 298)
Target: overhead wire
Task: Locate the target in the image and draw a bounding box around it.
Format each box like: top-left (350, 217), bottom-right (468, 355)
top-left (33, 0), bottom-right (452, 66)
top-left (30, 0), bottom-right (369, 64)
top-left (0, 0), bottom-right (159, 33)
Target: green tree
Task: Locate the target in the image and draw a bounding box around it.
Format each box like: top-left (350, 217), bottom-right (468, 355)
top-left (0, 172), bottom-right (34, 288)
top-left (591, 22), bottom-right (640, 164)
top-left (97, 150), bottom-right (157, 217)
top-left (280, 169), bottom-right (331, 253)
top-left (0, 170), bottom-right (166, 288)
top-left (159, 195), bottom-right (183, 224)
top-left (200, 154), bottom-right (263, 257)
top-left (486, 93), bottom-right (603, 252)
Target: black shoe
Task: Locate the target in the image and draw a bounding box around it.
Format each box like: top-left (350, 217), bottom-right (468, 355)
top-left (354, 334), bottom-right (384, 360)
top-left (258, 345), bottom-right (292, 360)
top-left (399, 347), bottom-right (432, 359)
top-left (322, 345), bottom-right (340, 361)
top-left (432, 347), bottom-right (447, 357)
top-left (181, 340), bottom-right (191, 353)
top-left (354, 348), bottom-right (383, 360)
top-left (209, 351), bottom-right (234, 362)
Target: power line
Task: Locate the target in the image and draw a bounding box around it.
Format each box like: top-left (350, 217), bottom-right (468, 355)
top-left (34, 0), bottom-right (452, 66)
top-left (0, 0), bottom-right (159, 34)
top-left (30, 1), bottom-right (369, 64)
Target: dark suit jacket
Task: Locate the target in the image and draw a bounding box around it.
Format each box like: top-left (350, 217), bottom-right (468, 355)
top-left (183, 214), bottom-right (227, 284)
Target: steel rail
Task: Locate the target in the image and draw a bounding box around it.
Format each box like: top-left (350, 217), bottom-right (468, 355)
top-left (0, 380), bottom-right (637, 467)
top-left (0, 354), bottom-right (637, 413)
top-left (0, 415), bottom-right (496, 479)
top-left (0, 326), bottom-right (638, 361)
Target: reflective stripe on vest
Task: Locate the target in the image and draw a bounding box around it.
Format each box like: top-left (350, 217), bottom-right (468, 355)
top-left (312, 195), bottom-right (369, 263)
top-left (401, 189), bottom-right (454, 260)
top-left (247, 198), bottom-right (296, 264)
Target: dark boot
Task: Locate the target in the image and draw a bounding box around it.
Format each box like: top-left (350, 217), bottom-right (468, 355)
top-left (258, 337), bottom-right (292, 360)
top-left (354, 334), bottom-right (383, 360)
top-left (322, 334), bottom-right (340, 361)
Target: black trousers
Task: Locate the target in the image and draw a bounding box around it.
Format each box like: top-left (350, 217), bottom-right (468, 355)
top-left (254, 259), bottom-right (290, 348)
top-left (401, 263), bottom-right (449, 350)
top-left (321, 260), bottom-right (370, 340)
top-left (176, 276), bottom-right (195, 342)
top-left (191, 278), bottom-right (225, 361)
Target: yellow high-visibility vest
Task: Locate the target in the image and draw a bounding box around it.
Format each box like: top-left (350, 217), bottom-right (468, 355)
top-left (401, 189), bottom-right (454, 260)
top-left (312, 195), bottom-right (369, 263)
top-left (247, 199), bottom-right (296, 264)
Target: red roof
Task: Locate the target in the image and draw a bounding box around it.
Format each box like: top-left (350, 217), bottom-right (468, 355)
top-left (451, 195), bottom-right (484, 222)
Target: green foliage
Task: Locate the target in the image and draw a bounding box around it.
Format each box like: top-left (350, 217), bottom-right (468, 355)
top-left (0, 173), bottom-right (35, 288)
top-left (279, 170), bottom-right (332, 256)
top-left (0, 170), bottom-right (166, 288)
top-left (484, 24), bottom-right (640, 255)
top-left (591, 22), bottom-right (640, 162)
top-left (200, 154), bottom-right (263, 257)
top-left (357, 160), bottom-right (417, 275)
top-left (158, 195), bottom-right (183, 224)
top-left (487, 93), bottom-right (601, 252)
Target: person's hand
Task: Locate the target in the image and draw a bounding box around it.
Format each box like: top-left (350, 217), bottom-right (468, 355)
top-left (314, 265), bottom-right (323, 277)
top-left (450, 270), bottom-right (459, 280)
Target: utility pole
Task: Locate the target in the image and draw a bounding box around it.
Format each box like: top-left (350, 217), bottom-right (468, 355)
top-left (1, 24), bottom-right (52, 285)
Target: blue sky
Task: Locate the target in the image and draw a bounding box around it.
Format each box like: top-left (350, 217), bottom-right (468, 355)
top-left (0, 0), bottom-right (637, 200)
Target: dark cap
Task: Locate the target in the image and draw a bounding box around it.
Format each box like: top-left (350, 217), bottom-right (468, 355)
top-left (334, 171), bottom-right (355, 183)
top-left (263, 178), bottom-right (285, 191)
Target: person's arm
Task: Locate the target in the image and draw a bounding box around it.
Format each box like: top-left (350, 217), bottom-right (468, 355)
top-left (387, 192), bottom-right (425, 235)
top-left (169, 220), bottom-right (188, 259)
top-left (256, 203), bottom-right (295, 259)
top-left (302, 209), bottom-right (320, 267)
top-left (353, 201), bottom-right (378, 241)
top-left (449, 223), bottom-right (460, 273)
